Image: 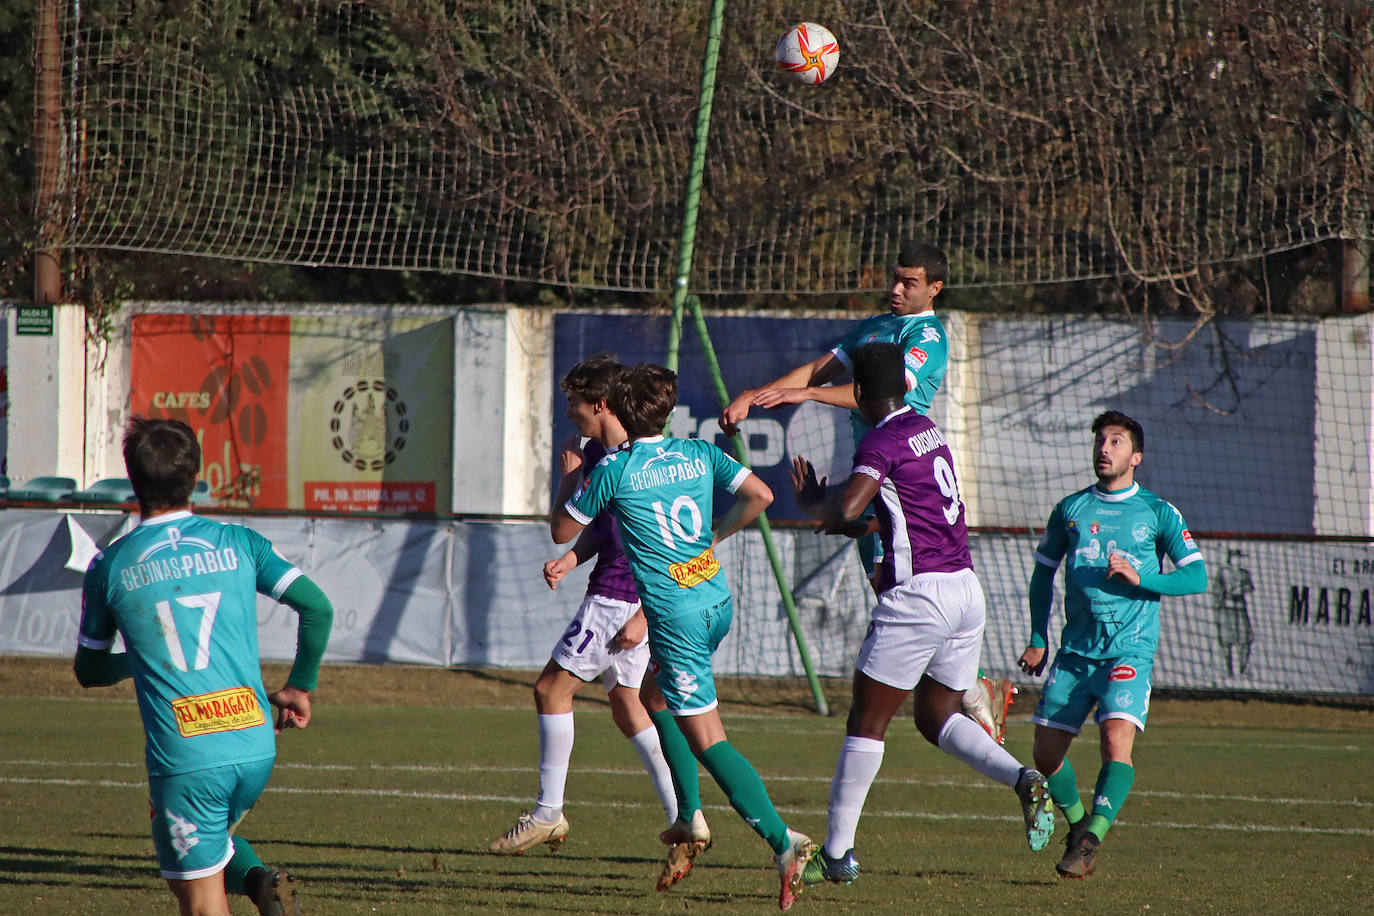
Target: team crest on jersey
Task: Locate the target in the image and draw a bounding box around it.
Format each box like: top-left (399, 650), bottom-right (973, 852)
top-left (1090, 522), bottom-right (1100, 535)
top-left (1109, 665), bottom-right (1137, 682)
top-left (329, 378), bottom-right (410, 471)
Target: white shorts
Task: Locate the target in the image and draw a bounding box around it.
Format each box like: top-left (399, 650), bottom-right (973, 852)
top-left (856, 568), bottom-right (985, 692)
top-left (551, 593), bottom-right (649, 691)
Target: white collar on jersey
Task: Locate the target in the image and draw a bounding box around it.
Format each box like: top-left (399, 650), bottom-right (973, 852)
top-left (895, 309), bottom-right (936, 320)
top-left (631, 435), bottom-right (665, 445)
top-left (874, 405), bottom-right (914, 428)
top-left (1091, 482), bottom-right (1140, 502)
top-left (138, 509), bottom-right (194, 527)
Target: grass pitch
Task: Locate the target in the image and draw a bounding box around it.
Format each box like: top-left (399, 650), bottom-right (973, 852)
top-left (1, 657), bottom-right (1371, 915)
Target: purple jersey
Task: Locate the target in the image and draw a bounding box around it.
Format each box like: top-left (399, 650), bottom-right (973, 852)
top-left (850, 407), bottom-right (972, 593)
top-left (581, 440), bottom-right (639, 604)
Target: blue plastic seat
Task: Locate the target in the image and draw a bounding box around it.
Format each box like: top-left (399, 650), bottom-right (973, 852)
top-left (72, 477), bottom-right (137, 504)
top-left (0, 476), bottom-right (8, 497)
top-left (191, 480), bottom-right (212, 505)
top-left (8, 475), bottom-right (77, 502)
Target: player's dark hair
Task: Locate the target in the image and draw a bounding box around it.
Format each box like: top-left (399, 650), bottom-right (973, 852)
top-left (560, 352), bottom-right (623, 404)
top-left (853, 342), bottom-right (908, 403)
top-left (611, 363), bottom-right (678, 437)
top-left (123, 416), bottom-right (201, 511)
top-left (1092, 410), bottom-right (1144, 453)
top-left (897, 239), bottom-right (948, 285)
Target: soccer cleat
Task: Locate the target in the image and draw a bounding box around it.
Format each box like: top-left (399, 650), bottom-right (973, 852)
top-left (801, 847), bottom-right (860, 886)
top-left (657, 810), bottom-right (712, 891)
top-left (774, 829), bottom-right (815, 911)
top-left (988, 678), bottom-right (1018, 745)
top-left (1055, 829), bottom-right (1101, 879)
top-left (246, 868), bottom-right (299, 916)
top-left (1015, 767), bottom-right (1056, 851)
top-left (658, 808), bottom-right (712, 853)
top-left (488, 811), bottom-right (570, 855)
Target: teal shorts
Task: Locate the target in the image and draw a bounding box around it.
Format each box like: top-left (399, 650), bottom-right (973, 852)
top-left (1032, 651), bottom-right (1153, 734)
top-left (647, 596), bottom-right (733, 715)
top-left (148, 756), bottom-right (274, 879)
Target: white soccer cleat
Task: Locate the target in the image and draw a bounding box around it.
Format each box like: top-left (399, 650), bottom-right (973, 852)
top-left (774, 829), bottom-right (815, 911)
top-left (488, 811), bottom-right (570, 855)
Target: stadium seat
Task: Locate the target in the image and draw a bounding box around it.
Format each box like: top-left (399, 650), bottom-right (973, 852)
top-left (0, 476), bottom-right (8, 498)
top-left (72, 477), bottom-right (137, 505)
top-left (191, 480), bottom-right (212, 505)
top-left (8, 475), bottom-right (77, 502)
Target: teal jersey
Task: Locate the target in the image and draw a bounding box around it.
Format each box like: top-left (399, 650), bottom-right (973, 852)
top-left (79, 511), bottom-right (301, 777)
top-left (832, 310), bottom-right (948, 442)
top-left (566, 435), bottom-right (751, 618)
top-left (1033, 482), bottom-right (1203, 659)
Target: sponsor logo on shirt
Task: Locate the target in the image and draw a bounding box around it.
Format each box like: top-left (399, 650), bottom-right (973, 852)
top-left (920, 326), bottom-right (941, 344)
top-left (668, 547), bottom-right (721, 588)
top-left (1132, 522), bottom-right (1152, 542)
top-left (171, 686), bottom-right (266, 737)
top-left (119, 547), bottom-right (242, 592)
top-left (905, 346), bottom-right (928, 369)
top-left (1181, 528), bottom-right (1196, 549)
top-left (628, 449), bottom-right (710, 491)
top-left (1108, 664), bottom-right (1137, 682)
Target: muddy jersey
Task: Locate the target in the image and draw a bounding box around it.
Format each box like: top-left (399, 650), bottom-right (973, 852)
top-left (566, 435), bottom-right (750, 618)
top-left (79, 511), bottom-right (301, 777)
top-left (1033, 482), bottom-right (1203, 659)
top-left (851, 407), bottom-right (972, 595)
top-left (831, 310), bottom-right (948, 442)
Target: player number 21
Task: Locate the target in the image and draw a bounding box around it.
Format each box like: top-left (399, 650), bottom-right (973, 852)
top-left (155, 591), bottom-right (222, 672)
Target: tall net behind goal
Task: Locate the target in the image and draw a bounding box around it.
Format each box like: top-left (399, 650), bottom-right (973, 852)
top-left (45, 0), bottom-right (1372, 296)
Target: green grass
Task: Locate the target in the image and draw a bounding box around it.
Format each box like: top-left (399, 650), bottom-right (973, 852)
top-left (1, 662), bottom-right (1372, 915)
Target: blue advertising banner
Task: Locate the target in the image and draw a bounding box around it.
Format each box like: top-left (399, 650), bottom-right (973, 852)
top-left (553, 312), bottom-right (863, 521)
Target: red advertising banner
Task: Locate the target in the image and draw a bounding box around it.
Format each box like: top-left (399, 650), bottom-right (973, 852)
top-left (130, 315), bottom-right (291, 508)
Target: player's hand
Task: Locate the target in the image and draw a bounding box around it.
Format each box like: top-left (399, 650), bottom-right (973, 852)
top-left (1018, 647), bottom-right (1048, 677)
top-left (752, 386), bottom-right (807, 410)
top-left (1106, 552), bottom-right (1141, 586)
top-left (820, 517), bottom-right (872, 539)
top-left (612, 610), bottom-right (647, 651)
top-left (268, 685), bottom-right (313, 732)
top-left (719, 392), bottom-right (754, 436)
top-left (543, 551), bottom-right (578, 590)
top-left (790, 456), bottom-right (827, 510)
top-left (558, 433), bottom-right (585, 476)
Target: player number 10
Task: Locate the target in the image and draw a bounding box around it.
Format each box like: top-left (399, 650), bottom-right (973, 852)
top-left (651, 496), bottom-right (703, 549)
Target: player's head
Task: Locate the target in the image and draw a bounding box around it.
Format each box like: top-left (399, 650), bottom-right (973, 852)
top-left (611, 363), bottom-right (677, 438)
top-left (123, 416), bottom-right (201, 512)
top-left (561, 353), bottom-right (625, 437)
top-left (852, 342), bottom-right (907, 424)
top-left (890, 240), bottom-right (947, 316)
top-left (1091, 410), bottom-right (1143, 487)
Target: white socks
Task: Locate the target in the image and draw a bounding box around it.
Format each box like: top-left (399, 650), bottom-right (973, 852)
top-left (533, 712), bottom-right (575, 821)
top-left (629, 726), bottom-right (679, 824)
top-left (825, 735), bottom-right (885, 858)
top-left (936, 713), bottom-right (1023, 787)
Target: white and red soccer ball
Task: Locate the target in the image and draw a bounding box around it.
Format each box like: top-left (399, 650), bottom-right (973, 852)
top-left (775, 21), bottom-right (840, 85)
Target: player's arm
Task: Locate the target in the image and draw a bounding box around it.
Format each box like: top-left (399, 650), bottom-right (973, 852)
top-left (711, 471), bottom-right (773, 545)
top-left (268, 574), bottom-right (334, 731)
top-left (1019, 506), bottom-right (1067, 676)
top-left (719, 353), bottom-right (845, 434)
top-left (73, 644), bottom-right (131, 688)
top-left (791, 456), bottom-right (879, 535)
top-left (544, 526), bottom-right (600, 589)
top-left (73, 562), bottom-right (132, 688)
top-left (750, 355), bottom-right (855, 412)
top-left (1108, 501), bottom-right (1209, 595)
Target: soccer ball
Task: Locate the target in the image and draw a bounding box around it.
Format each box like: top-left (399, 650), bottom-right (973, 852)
top-left (775, 21), bottom-right (840, 85)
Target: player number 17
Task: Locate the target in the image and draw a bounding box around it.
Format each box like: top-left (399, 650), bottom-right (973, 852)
top-left (155, 591), bottom-right (222, 672)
